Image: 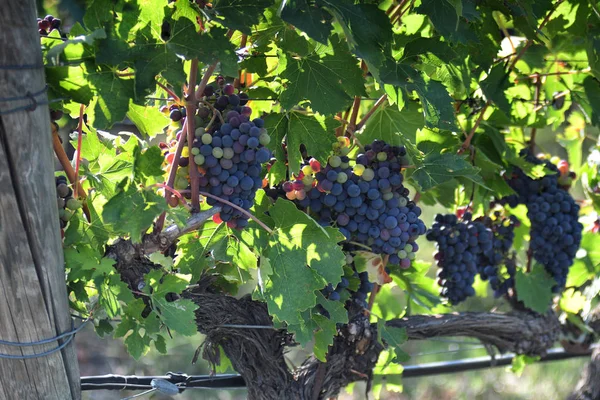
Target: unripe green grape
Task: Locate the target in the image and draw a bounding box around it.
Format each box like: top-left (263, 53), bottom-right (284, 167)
top-left (398, 197), bottom-right (408, 207)
top-left (408, 252), bottom-right (416, 260)
top-left (191, 147), bottom-right (200, 156)
top-left (194, 154), bottom-right (205, 165)
top-left (339, 146), bottom-right (350, 156)
top-left (382, 192), bottom-right (394, 200)
top-left (377, 152), bottom-right (387, 161)
top-left (174, 177), bottom-right (188, 190)
top-left (398, 250), bottom-right (408, 258)
top-left (362, 168), bottom-right (375, 181)
top-left (201, 133), bottom-right (212, 144)
top-left (66, 198), bottom-right (82, 210)
top-left (329, 156), bottom-right (342, 168)
top-left (195, 127), bottom-right (205, 138)
top-left (404, 244), bottom-right (413, 252)
top-left (212, 147), bottom-right (224, 158)
top-left (61, 209), bottom-right (73, 222)
top-left (259, 133), bottom-right (270, 145)
top-left (337, 172), bottom-right (348, 183)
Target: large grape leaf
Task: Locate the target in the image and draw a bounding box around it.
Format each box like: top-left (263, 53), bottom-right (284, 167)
top-left (411, 153), bottom-right (483, 191)
top-left (288, 293), bottom-right (347, 361)
top-left (145, 270), bottom-right (199, 336)
top-left (279, 39), bottom-right (366, 114)
top-left (416, 0), bottom-right (478, 44)
top-left (87, 69), bottom-right (135, 128)
top-left (317, 0), bottom-right (392, 71)
top-left (102, 180), bottom-right (168, 243)
top-left (127, 102), bottom-right (170, 138)
top-left (265, 112), bottom-right (338, 176)
top-left (480, 64), bottom-right (511, 116)
top-left (166, 20), bottom-right (238, 76)
top-left (264, 199), bottom-right (345, 325)
top-left (358, 103), bottom-right (424, 153)
top-left (211, 0), bottom-right (273, 34)
top-left (280, 0), bottom-right (333, 44)
top-left (515, 267), bottom-right (554, 314)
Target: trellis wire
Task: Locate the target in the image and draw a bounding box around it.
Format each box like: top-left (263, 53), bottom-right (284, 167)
top-left (80, 347), bottom-right (594, 392)
top-left (0, 318), bottom-right (89, 360)
top-left (0, 85), bottom-right (48, 115)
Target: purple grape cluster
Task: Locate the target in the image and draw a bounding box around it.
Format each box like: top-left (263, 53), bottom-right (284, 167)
top-left (501, 150), bottom-right (583, 292)
top-left (476, 214), bottom-right (519, 297)
top-left (186, 85), bottom-right (271, 229)
top-left (38, 15), bottom-right (61, 36)
top-left (426, 214), bottom-right (493, 304)
top-left (288, 140), bottom-right (426, 268)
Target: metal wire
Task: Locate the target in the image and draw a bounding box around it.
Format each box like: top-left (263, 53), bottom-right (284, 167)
top-left (0, 64), bottom-right (44, 70)
top-left (0, 318), bottom-right (89, 360)
top-left (80, 347), bottom-right (595, 391)
top-left (0, 86), bottom-right (49, 116)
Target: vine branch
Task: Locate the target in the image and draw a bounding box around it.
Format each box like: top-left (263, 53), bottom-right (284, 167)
top-left (186, 59), bottom-right (200, 212)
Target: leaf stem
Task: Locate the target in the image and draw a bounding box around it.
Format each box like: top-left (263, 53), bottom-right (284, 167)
top-left (458, 102), bottom-right (490, 154)
top-left (507, 0), bottom-right (564, 72)
top-left (156, 81), bottom-right (180, 103)
top-left (356, 94), bottom-right (387, 130)
top-left (197, 191), bottom-right (274, 234)
top-left (514, 67), bottom-right (591, 83)
top-left (73, 104), bottom-right (85, 199)
top-left (529, 73), bottom-right (542, 153)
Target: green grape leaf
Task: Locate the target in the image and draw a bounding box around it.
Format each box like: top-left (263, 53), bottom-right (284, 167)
top-left (583, 76), bottom-right (600, 127)
top-left (154, 334), bottom-right (168, 354)
top-left (515, 267), bottom-right (555, 314)
top-left (45, 65), bottom-right (94, 105)
top-left (358, 103), bottom-right (424, 156)
top-left (378, 322), bottom-right (409, 363)
top-left (175, 222), bottom-right (227, 282)
top-left (279, 40), bottom-right (366, 114)
top-left (412, 153), bottom-right (483, 191)
top-left (102, 181), bottom-right (168, 243)
top-left (211, 0), bottom-right (273, 34)
top-left (84, 0), bottom-right (114, 29)
top-left (412, 79), bottom-right (458, 131)
top-left (127, 102), bottom-right (170, 138)
top-left (280, 0), bottom-right (333, 44)
top-left (317, 0), bottom-right (392, 70)
top-left (480, 64), bottom-right (511, 116)
top-left (416, 0), bottom-right (477, 44)
top-left (511, 354), bottom-right (540, 376)
top-left (133, 145), bottom-right (165, 183)
top-left (167, 21), bottom-right (238, 76)
top-left (265, 199), bottom-right (345, 325)
top-left (145, 270), bottom-right (199, 336)
top-left (46, 27), bottom-right (107, 61)
top-left (265, 111), bottom-right (338, 176)
top-left (87, 70), bottom-right (135, 128)
top-left (124, 329), bottom-right (149, 360)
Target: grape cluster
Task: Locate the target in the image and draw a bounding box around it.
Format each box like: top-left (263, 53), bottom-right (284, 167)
top-left (477, 213), bottom-right (519, 297)
top-left (426, 214), bottom-right (492, 304)
top-left (284, 139), bottom-right (426, 268)
top-left (165, 80), bottom-right (272, 229)
top-left (55, 176), bottom-right (81, 229)
top-left (38, 15), bottom-right (61, 36)
top-left (501, 150), bottom-right (583, 291)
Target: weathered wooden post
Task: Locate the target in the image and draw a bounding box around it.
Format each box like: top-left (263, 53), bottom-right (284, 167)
top-left (0, 2), bottom-right (80, 399)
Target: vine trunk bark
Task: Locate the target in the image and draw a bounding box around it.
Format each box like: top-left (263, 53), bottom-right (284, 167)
top-left (0, 1), bottom-right (80, 398)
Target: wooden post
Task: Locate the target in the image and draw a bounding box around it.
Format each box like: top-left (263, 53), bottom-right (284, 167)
top-left (0, 1), bottom-right (80, 399)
